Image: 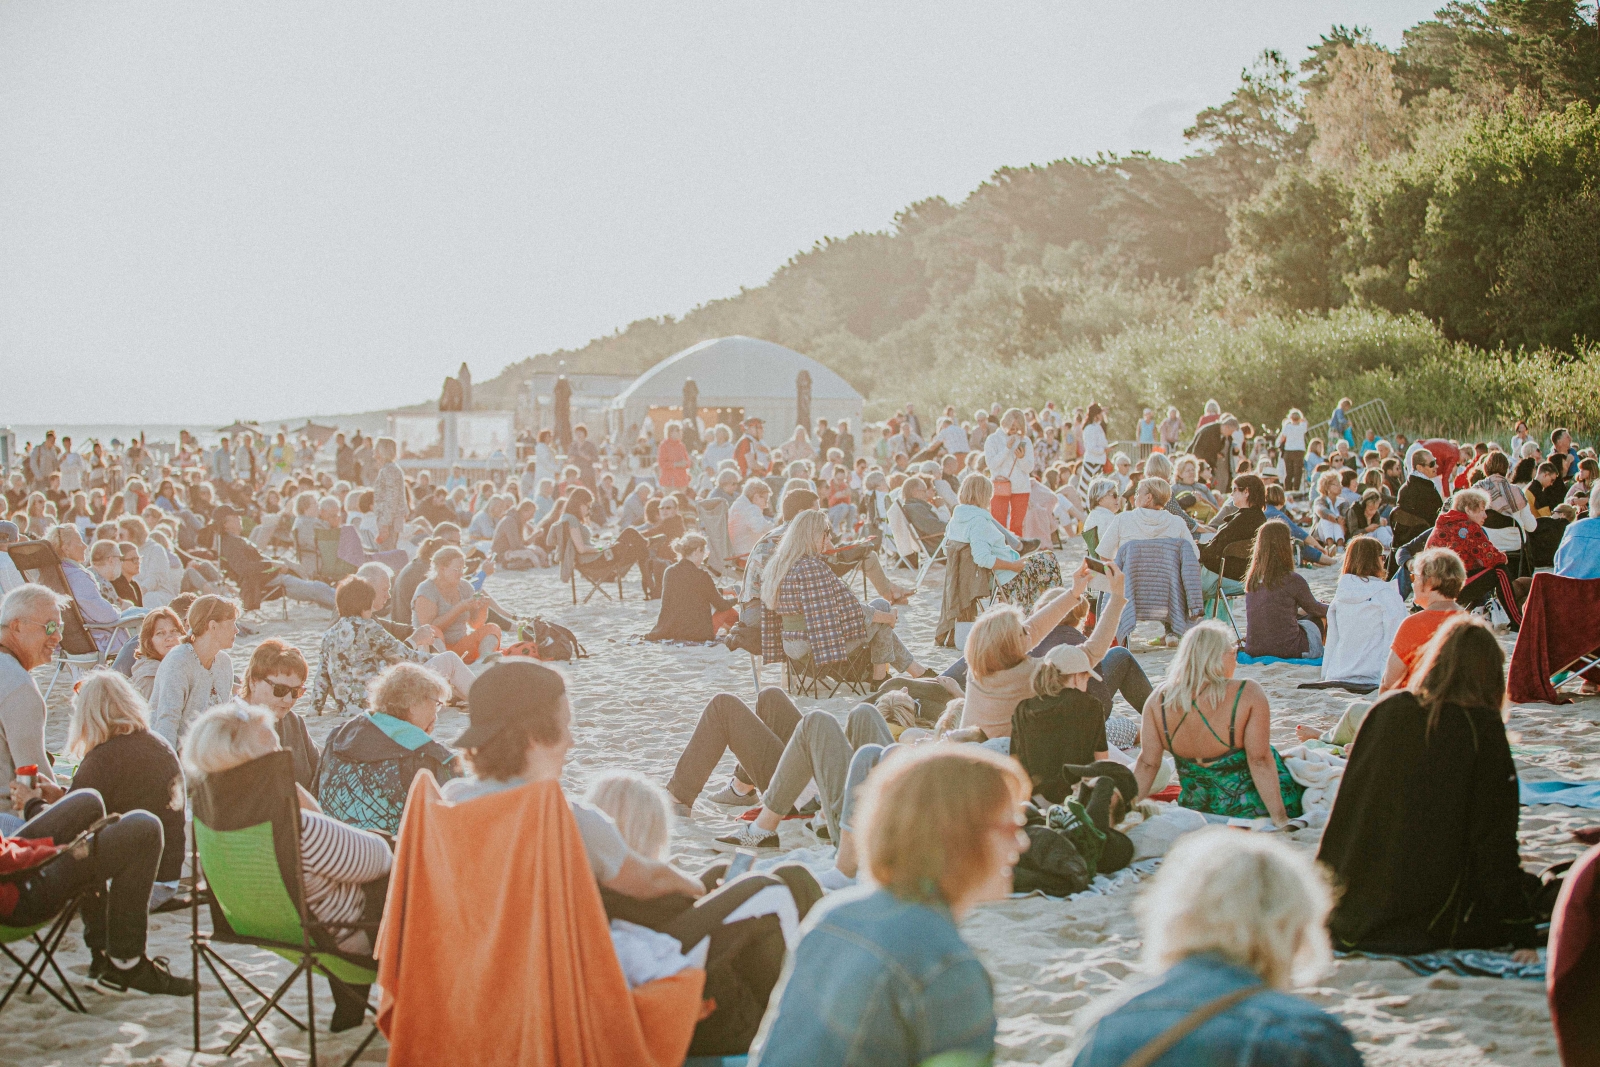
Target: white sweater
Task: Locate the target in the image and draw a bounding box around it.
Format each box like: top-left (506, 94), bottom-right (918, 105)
top-left (1320, 575), bottom-right (1408, 686)
top-left (983, 432), bottom-right (1035, 486)
top-left (1096, 507), bottom-right (1197, 564)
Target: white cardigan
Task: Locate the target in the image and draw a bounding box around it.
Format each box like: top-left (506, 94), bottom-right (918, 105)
top-left (983, 432), bottom-right (1035, 487)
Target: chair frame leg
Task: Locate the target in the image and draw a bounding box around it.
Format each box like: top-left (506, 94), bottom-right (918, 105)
top-left (1, 897), bottom-right (86, 1015)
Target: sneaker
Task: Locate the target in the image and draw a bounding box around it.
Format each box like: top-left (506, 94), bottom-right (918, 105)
top-left (98, 956), bottom-right (196, 997)
top-left (809, 816), bottom-right (831, 841)
top-left (712, 825), bottom-right (781, 852)
top-left (708, 780), bottom-right (759, 808)
top-left (88, 949), bottom-right (109, 981)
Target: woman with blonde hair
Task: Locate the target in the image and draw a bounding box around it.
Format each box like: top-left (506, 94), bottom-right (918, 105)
top-left (1069, 829), bottom-right (1359, 1065)
top-left (585, 772), bottom-right (674, 862)
top-left (759, 510), bottom-right (924, 681)
top-left (411, 545), bottom-right (500, 663)
top-left (751, 744), bottom-right (1031, 1066)
top-left (945, 472), bottom-right (1060, 610)
top-left (948, 560), bottom-right (1127, 742)
top-left (149, 593), bottom-right (240, 748)
top-left (982, 408), bottom-right (1036, 535)
top-left (1134, 622), bottom-right (1303, 826)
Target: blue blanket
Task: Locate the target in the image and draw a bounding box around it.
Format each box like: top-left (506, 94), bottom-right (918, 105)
top-left (1236, 652), bottom-right (1323, 666)
top-left (1337, 948), bottom-right (1544, 981)
top-left (1520, 778), bottom-right (1600, 809)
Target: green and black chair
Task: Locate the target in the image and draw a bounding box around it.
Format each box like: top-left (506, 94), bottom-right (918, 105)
top-left (190, 750), bottom-right (381, 1067)
top-left (0, 900), bottom-right (85, 1016)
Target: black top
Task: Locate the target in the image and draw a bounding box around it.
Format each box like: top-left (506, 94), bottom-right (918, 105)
top-left (1188, 423), bottom-right (1233, 492)
top-left (72, 730), bottom-right (186, 881)
top-left (903, 499), bottom-right (946, 542)
top-left (111, 575), bottom-right (143, 608)
top-left (1394, 475), bottom-right (1445, 544)
top-left (1199, 506), bottom-right (1265, 580)
top-left (275, 711), bottom-right (321, 793)
top-left (1317, 691), bottom-right (1541, 952)
top-left (1011, 689), bottom-right (1109, 804)
top-left (647, 561), bottom-right (734, 643)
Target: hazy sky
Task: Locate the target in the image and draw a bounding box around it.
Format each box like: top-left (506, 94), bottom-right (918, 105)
top-left (1, 1), bottom-right (1441, 425)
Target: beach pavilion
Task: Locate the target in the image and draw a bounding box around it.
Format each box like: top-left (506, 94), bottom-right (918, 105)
top-left (608, 336), bottom-right (863, 440)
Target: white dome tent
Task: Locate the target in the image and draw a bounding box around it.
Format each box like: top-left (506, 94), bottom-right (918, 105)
top-left (608, 336), bottom-right (863, 441)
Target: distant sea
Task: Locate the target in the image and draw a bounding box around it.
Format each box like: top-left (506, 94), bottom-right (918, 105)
top-left (2, 413), bottom-right (394, 451)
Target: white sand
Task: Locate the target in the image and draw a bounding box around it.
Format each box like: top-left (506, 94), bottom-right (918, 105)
top-left (10, 550), bottom-right (1595, 1065)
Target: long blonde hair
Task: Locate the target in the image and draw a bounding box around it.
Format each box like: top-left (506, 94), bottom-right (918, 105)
top-left (1158, 622), bottom-right (1235, 712)
top-left (67, 671), bottom-right (150, 757)
top-left (761, 510), bottom-right (829, 612)
top-left (965, 605), bottom-right (1032, 681)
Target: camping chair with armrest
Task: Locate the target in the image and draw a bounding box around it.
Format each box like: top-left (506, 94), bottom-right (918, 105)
top-left (779, 615), bottom-right (875, 700)
top-left (3, 540), bottom-right (144, 701)
top-left (1081, 524), bottom-right (1101, 561)
top-left (693, 498), bottom-right (734, 579)
top-left (552, 514), bottom-right (625, 605)
top-left (314, 529), bottom-right (358, 585)
top-left (190, 750), bottom-right (381, 1067)
top-left (935, 541), bottom-right (994, 649)
top-left (1201, 540), bottom-right (1254, 643)
top-left (216, 533), bottom-right (289, 619)
top-left (884, 500), bottom-right (923, 573)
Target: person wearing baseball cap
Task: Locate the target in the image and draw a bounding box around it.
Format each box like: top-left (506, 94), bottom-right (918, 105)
top-left (1010, 642), bottom-right (1113, 805)
top-left (441, 660), bottom-right (704, 900)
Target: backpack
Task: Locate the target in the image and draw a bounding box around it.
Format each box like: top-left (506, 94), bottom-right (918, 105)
top-left (518, 617), bottom-right (588, 662)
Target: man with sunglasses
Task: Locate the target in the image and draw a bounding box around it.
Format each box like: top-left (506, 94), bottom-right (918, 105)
top-left (0, 583), bottom-right (63, 812)
top-left (1393, 450), bottom-right (1446, 548)
top-left (0, 592), bottom-right (192, 995)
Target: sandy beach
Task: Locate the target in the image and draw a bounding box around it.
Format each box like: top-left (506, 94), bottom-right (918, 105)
top-left (8, 547), bottom-right (1594, 1067)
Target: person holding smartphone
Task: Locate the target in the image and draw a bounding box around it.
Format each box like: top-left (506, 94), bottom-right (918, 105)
top-left (982, 409), bottom-right (1036, 536)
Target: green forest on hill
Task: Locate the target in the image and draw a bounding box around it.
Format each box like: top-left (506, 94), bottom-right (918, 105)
top-left (481, 1), bottom-right (1600, 440)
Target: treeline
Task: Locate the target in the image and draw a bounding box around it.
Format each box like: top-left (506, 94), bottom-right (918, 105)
top-left (477, 1), bottom-right (1600, 442)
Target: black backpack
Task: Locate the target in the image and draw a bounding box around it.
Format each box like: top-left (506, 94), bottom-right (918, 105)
top-left (527, 617), bottom-right (588, 661)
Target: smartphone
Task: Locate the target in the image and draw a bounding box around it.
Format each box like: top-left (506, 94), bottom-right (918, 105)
top-left (724, 847), bottom-right (758, 881)
top-left (1085, 557), bottom-right (1109, 575)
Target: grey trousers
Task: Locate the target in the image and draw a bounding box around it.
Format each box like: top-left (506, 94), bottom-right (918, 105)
top-left (763, 703), bottom-right (894, 843)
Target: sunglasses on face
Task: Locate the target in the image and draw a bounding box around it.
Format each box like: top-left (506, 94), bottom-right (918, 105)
top-left (265, 682), bottom-right (305, 699)
top-left (23, 620), bottom-right (62, 636)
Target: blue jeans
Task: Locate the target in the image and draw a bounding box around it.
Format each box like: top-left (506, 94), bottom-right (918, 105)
top-left (269, 574), bottom-right (337, 609)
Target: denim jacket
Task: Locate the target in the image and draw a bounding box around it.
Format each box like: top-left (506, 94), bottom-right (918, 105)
top-left (1070, 953), bottom-right (1362, 1067)
top-left (751, 885), bottom-right (996, 1067)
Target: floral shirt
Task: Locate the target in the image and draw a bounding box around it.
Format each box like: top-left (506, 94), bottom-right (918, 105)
top-left (311, 616), bottom-right (428, 717)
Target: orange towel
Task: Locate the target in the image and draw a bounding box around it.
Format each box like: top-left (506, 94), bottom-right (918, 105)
top-left (375, 774), bottom-right (704, 1066)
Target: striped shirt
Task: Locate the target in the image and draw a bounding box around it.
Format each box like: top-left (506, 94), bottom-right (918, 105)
top-left (300, 809), bottom-right (392, 952)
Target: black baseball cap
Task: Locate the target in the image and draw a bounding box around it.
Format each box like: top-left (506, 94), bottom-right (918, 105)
top-left (455, 660), bottom-right (567, 750)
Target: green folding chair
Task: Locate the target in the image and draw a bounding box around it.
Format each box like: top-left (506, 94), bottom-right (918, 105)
top-left (1202, 540), bottom-right (1254, 644)
top-left (0, 903), bottom-right (85, 1016)
top-left (190, 751), bottom-right (381, 1067)
top-left (314, 528), bottom-right (358, 583)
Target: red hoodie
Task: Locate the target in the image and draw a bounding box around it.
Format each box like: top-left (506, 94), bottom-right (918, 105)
top-left (1428, 509), bottom-right (1507, 575)
top-left (0, 837), bottom-right (61, 918)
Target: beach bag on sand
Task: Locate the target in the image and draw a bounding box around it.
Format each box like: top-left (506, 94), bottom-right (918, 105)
top-left (521, 616), bottom-right (588, 662)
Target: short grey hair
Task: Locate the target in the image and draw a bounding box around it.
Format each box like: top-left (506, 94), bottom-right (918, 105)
top-left (356, 561), bottom-right (394, 584)
top-left (1, 583), bottom-right (67, 627)
top-left (1088, 478), bottom-right (1120, 506)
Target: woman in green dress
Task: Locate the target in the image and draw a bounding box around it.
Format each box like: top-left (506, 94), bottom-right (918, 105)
top-left (1133, 621), bottom-right (1303, 826)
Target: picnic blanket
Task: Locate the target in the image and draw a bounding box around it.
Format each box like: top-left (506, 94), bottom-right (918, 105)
top-left (1521, 779), bottom-right (1600, 809)
top-left (1336, 948), bottom-right (1545, 981)
top-left (1237, 652), bottom-right (1323, 666)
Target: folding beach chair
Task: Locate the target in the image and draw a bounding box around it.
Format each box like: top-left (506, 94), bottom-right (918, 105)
top-left (693, 498), bottom-right (734, 578)
top-left (1201, 541), bottom-right (1253, 643)
top-left (3, 540), bottom-right (143, 700)
top-left (552, 516), bottom-right (626, 605)
top-left (336, 526), bottom-right (408, 576)
top-left (190, 751), bottom-right (381, 1067)
top-left (0, 900), bottom-right (85, 1016)
top-left (780, 615), bottom-right (875, 699)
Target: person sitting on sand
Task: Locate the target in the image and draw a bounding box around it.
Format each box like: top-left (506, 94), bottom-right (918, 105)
top-left (1069, 829), bottom-right (1360, 1066)
top-left (1241, 521), bottom-right (1327, 661)
top-left (318, 662), bottom-right (459, 834)
top-left (1380, 547), bottom-right (1467, 693)
top-left (149, 594), bottom-right (239, 749)
top-left (240, 639), bottom-right (321, 792)
top-left (1262, 483), bottom-right (1331, 565)
top-left (1134, 622), bottom-right (1304, 827)
top-left (315, 576), bottom-right (473, 715)
top-left (1318, 616), bottom-right (1548, 957)
top-left (758, 511), bottom-right (928, 682)
top-left (1312, 536), bottom-right (1407, 697)
top-left (750, 745), bottom-right (1030, 1067)
top-left (1342, 488), bottom-right (1392, 548)
top-left (411, 547), bottom-right (501, 664)
top-left (646, 533), bottom-right (736, 643)
top-left (184, 701), bottom-right (390, 1029)
top-left (129, 606), bottom-right (185, 700)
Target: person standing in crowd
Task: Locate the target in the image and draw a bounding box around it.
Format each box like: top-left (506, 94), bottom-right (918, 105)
top-left (370, 437), bottom-right (408, 552)
top-left (1135, 409), bottom-right (1156, 461)
top-left (570, 424), bottom-right (601, 490)
top-left (983, 409), bottom-right (1036, 536)
top-left (1189, 414), bottom-right (1240, 495)
top-left (1277, 408), bottom-right (1310, 492)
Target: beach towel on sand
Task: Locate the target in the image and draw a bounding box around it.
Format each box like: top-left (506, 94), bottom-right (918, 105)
top-left (375, 774), bottom-right (705, 1066)
top-left (1520, 779), bottom-right (1600, 809)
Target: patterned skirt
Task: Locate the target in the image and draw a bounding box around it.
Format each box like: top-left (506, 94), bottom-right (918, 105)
top-left (992, 551), bottom-right (1064, 615)
top-left (1174, 747), bottom-right (1305, 820)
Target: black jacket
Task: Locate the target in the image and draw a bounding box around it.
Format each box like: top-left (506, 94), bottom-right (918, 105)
top-left (1393, 475), bottom-right (1444, 544)
top-left (1199, 506), bottom-right (1265, 580)
top-left (317, 713), bottom-right (456, 835)
top-left (1188, 423), bottom-right (1233, 492)
top-left (647, 561), bottom-right (734, 642)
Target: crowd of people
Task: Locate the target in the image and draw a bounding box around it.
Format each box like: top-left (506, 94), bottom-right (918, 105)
top-left (0, 394), bottom-right (1596, 1065)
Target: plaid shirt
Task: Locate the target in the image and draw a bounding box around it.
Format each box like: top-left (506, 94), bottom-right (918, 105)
top-left (760, 555), bottom-right (867, 667)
